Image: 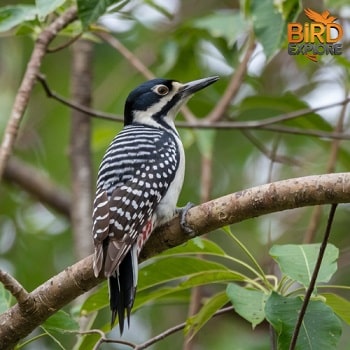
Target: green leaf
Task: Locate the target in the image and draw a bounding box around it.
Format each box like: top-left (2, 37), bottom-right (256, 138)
top-left (0, 282), bottom-right (12, 313)
top-left (36, 311), bottom-right (80, 350)
top-left (269, 244), bottom-right (339, 288)
top-left (281, 0), bottom-right (300, 22)
top-left (41, 310), bottom-right (79, 333)
top-left (138, 256), bottom-right (229, 291)
top-left (323, 293), bottom-right (350, 325)
top-left (80, 284), bottom-right (108, 314)
top-left (35, 0), bottom-right (66, 21)
top-left (134, 286), bottom-right (187, 310)
top-left (180, 270), bottom-right (245, 289)
top-left (186, 291), bottom-right (229, 337)
top-left (249, 0), bottom-right (285, 59)
top-left (265, 292), bottom-right (342, 350)
top-left (160, 237), bottom-right (227, 257)
top-left (136, 270), bottom-right (244, 310)
top-left (0, 5), bottom-right (37, 32)
top-left (226, 283), bottom-right (268, 328)
top-left (193, 11), bottom-right (247, 47)
top-left (81, 269), bottom-right (242, 315)
top-left (77, 0), bottom-right (128, 29)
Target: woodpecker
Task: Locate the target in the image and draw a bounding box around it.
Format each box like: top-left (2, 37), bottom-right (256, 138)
top-left (92, 76), bottom-right (219, 333)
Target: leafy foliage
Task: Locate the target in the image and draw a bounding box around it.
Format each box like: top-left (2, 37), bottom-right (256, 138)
top-left (270, 244), bottom-right (338, 287)
top-left (265, 293), bottom-right (342, 350)
top-left (226, 283), bottom-right (268, 328)
top-left (0, 5), bottom-right (37, 32)
top-left (77, 0), bottom-right (129, 29)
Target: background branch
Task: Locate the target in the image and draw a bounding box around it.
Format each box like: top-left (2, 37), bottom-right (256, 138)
top-left (34, 75), bottom-right (350, 140)
top-left (1, 173), bottom-right (350, 349)
top-left (0, 270), bottom-right (29, 307)
top-left (204, 38), bottom-right (256, 123)
top-left (3, 157), bottom-right (71, 217)
top-left (303, 91), bottom-right (348, 243)
top-left (0, 7), bottom-right (78, 180)
top-left (70, 39), bottom-right (94, 260)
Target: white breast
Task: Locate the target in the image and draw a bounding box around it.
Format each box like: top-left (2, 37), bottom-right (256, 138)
top-left (154, 132), bottom-right (185, 226)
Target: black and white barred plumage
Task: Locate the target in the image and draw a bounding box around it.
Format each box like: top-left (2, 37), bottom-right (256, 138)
top-left (92, 76), bottom-right (218, 333)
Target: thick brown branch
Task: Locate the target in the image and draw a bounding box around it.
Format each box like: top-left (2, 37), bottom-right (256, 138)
top-left (0, 256), bottom-right (100, 350)
top-left (140, 173), bottom-right (350, 258)
top-left (1, 173), bottom-right (350, 349)
top-left (0, 7), bottom-right (77, 180)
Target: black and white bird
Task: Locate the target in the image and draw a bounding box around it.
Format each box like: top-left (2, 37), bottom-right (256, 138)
top-left (92, 76), bottom-right (219, 333)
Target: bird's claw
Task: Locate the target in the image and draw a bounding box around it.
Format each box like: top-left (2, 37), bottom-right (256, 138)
top-left (176, 202), bottom-right (195, 237)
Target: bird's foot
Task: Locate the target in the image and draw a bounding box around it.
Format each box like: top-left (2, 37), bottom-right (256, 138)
top-left (176, 202), bottom-right (195, 237)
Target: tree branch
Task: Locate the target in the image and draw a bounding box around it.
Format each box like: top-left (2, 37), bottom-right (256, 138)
top-left (1, 173), bottom-right (350, 349)
top-left (34, 74), bottom-right (350, 140)
top-left (94, 30), bottom-right (200, 123)
top-left (290, 204), bottom-right (338, 350)
top-left (204, 38), bottom-right (256, 123)
top-left (0, 270), bottom-right (30, 307)
top-left (70, 39), bottom-right (94, 260)
top-left (0, 7), bottom-right (78, 180)
top-left (3, 157), bottom-right (71, 217)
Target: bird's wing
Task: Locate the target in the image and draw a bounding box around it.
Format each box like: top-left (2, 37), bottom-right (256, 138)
top-left (92, 188), bottom-right (110, 277)
top-left (92, 126), bottom-right (179, 277)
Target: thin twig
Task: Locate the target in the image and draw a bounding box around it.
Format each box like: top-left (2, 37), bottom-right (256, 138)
top-left (205, 37), bottom-right (256, 122)
top-left (94, 30), bottom-right (198, 123)
top-left (36, 74), bottom-right (350, 140)
top-left (289, 204), bottom-right (338, 350)
top-left (47, 32), bottom-right (83, 53)
top-left (258, 124), bottom-right (350, 141)
top-left (67, 329), bottom-right (137, 350)
top-left (95, 31), bottom-right (154, 80)
top-left (241, 130), bottom-right (302, 166)
top-left (136, 306), bottom-right (234, 350)
top-left (36, 73), bottom-right (124, 122)
top-left (0, 270), bottom-right (30, 307)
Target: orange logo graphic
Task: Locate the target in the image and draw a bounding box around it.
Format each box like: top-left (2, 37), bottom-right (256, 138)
top-left (288, 8), bottom-right (343, 62)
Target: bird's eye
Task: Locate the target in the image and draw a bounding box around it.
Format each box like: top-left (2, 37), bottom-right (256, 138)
top-left (155, 85), bottom-right (169, 95)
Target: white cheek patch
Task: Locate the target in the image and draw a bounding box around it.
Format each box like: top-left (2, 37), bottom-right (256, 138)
top-left (133, 82), bottom-right (186, 125)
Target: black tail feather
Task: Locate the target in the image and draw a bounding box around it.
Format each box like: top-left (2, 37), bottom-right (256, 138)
top-left (109, 250), bottom-right (136, 335)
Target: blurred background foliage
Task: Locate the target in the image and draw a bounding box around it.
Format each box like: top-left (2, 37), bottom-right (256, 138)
top-left (0, 0), bottom-right (350, 349)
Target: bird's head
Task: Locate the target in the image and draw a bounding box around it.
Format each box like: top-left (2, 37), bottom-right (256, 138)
top-left (124, 76), bottom-right (219, 128)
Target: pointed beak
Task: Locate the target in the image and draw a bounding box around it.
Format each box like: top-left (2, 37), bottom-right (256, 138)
top-left (181, 76), bottom-right (219, 97)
